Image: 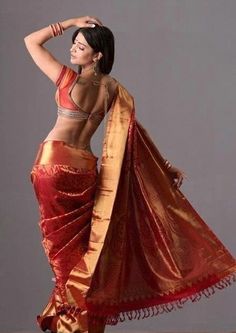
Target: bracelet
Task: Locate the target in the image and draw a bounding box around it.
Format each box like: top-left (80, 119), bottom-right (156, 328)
top-left (164, 159), bottom-right (172, 170)
top-left (49, 22), bottom-right (64, 37)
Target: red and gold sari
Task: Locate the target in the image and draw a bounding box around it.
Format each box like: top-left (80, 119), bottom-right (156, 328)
top-left (31, 82), bottom-right (236, 333)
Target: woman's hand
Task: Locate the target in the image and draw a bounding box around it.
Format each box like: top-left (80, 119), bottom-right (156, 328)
top-left (73, 16), bottom-right (103, 28)
top-left (168, 165), bottom-right (188, 189)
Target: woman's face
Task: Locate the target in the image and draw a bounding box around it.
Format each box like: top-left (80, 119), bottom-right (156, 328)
top-left (70, 32), bottom-right (100, 68)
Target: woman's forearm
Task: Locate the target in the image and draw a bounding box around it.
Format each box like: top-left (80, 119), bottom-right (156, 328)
top-left (24, 18), bottom-right (76, 45)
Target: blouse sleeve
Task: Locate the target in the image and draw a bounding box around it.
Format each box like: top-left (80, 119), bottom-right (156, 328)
top-left (55, 64), bottom-right (67, 87)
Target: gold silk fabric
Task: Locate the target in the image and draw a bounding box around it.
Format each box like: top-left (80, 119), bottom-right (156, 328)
top-left (31, 80), bottom-right (236, 332)
top-left (31, 141), bottom-right (99, 333)
top-left (67, 83), bottom-right (236, 325)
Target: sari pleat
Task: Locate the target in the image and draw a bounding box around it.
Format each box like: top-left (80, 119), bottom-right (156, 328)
top-left (31, 140), bottom-right (100, 333)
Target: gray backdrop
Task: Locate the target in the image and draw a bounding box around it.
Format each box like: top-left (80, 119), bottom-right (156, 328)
top-left (1, 0), bottom-right (236, 332)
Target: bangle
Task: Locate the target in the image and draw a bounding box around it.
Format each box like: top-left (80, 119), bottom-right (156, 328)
top-left (164, 159), bottom-right (172, 170)
top-left (49, 22), bottom-right (64, 37)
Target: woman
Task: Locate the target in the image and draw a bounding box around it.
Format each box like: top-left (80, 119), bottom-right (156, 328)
top-left (25, 16), bottom-right (236, 333)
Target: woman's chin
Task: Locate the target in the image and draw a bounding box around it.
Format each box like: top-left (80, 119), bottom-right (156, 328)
top-left (70, 57), bottom-right (78, 64)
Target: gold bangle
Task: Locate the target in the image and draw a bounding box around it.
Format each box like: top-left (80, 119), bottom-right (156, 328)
top-left (49, 22), bottom-right (64, 37)
top-left (49, 24), bottom-right (56, 37)
top-left (57, 22), bottom-right (64, 35)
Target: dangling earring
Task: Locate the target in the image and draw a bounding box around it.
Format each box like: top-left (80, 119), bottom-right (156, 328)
top-left (93, 60), bottom-right (99, 76)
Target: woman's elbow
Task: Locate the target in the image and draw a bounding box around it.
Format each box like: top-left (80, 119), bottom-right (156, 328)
top-left (24, 35), bottom-right (31, 44)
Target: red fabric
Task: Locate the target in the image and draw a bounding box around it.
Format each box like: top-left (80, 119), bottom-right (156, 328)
top-left (84, 114), bottom-right (236, 325)
top-left (31, 81), bottom-right (236, 331)
top-left (55, 65), bottom-right (79, 111)
top-left (55, 64), bottom-right (67, 87)
top-left (31, 141), bottom-right (99, 333)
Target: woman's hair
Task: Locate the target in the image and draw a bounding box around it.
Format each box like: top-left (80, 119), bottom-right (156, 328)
top-left (71, 24), bottom-right (115, 75)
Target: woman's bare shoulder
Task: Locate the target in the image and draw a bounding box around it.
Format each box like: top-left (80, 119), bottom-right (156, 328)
top-left (103, 74), bottom-right (119, 90)
top-left (106, 74), bottom-right (117, 80)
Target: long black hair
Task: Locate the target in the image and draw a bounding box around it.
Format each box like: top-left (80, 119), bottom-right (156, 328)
top-left (71, 24), bottom-right (115, 75)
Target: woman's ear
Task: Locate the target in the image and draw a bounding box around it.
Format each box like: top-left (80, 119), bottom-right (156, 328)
top-left (94, 52), bottom-right (103, 62)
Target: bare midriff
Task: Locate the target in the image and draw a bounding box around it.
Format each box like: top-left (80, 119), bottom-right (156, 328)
top-left (44, 116), bottom-right (94, 154)
top-left (44, 74), bottom-right (119, 156)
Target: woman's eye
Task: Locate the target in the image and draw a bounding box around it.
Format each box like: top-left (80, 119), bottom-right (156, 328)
top-left (73, 43), bottom-right (84, 51)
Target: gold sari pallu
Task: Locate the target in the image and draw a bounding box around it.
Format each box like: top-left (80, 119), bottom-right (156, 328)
top-left (31, 82), bottom-right (236, 332)
top-left (66, 83), bottom-right (236, 326)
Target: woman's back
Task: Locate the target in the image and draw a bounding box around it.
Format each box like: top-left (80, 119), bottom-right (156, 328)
top-left (44, 65), bottom-right (119, 155)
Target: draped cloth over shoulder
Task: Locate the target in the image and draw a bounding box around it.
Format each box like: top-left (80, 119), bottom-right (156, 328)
top-left (34, 80), bottom-right (236, 331)
top-left (63, 82), bottom-right (236, 325)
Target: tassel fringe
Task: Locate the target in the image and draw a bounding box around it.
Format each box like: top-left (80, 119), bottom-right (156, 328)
top-left (87, 271), bottom-right (236, 326)
top-left (55, 271), bottom-right (236, 326)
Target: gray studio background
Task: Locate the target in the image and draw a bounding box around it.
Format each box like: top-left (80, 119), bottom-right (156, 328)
top-left (1, 0), bottom-right (236, 332)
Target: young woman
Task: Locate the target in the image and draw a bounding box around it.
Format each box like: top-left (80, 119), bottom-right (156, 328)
top-left (24, 15), bottom-right (236, 333)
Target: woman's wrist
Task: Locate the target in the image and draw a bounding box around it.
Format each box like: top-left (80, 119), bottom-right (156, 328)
top-left (24, 18), bottom-right (77, 45)
top-left (60, 18), bottom-right (77, 30)
top-left (50, 18), bottom-right (77, 37)
top-left (164, 159), bottom-right (172, 170)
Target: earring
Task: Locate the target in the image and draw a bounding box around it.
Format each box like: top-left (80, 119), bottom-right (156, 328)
top-left (93, 61), bottom-right (99, 76)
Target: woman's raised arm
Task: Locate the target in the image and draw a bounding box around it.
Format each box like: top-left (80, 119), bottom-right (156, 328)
top-left (23, 16), bottom-right (103, 84)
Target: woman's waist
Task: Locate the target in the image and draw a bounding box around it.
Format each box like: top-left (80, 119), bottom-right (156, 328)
top-left (46, 126), bottom-right (85, 139)
top-left (44, 129), bottom-right (94, 151)
top-left (33, 138), bottom-right (98, 170)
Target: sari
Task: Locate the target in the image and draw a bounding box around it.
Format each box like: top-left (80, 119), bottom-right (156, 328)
top-left (31, 81), bottom-right (236, 333)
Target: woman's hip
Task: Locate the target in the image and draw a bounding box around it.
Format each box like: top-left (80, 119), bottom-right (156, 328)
top-left (30, 140), bottom-right (99, 217)
top-left (32, 140), bottom-right (98, 170)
